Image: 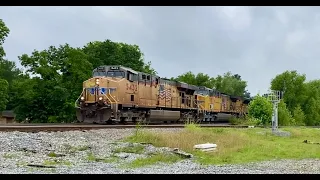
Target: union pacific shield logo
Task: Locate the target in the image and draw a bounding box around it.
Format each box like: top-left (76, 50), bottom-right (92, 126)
top-left (87, 88), bottom-right (95, 95)
top-left (100, 88), bottom-right (106, 95)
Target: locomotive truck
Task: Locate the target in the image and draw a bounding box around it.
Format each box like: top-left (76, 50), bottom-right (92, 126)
top-left (75, 65), bottom-right (250, 124)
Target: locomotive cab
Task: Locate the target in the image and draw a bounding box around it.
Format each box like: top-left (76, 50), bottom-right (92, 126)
top-left (80, 66), bottom-right (124, 103)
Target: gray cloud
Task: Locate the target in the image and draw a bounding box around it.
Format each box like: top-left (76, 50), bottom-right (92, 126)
top-left (1, 6), bottom-right (320, 95)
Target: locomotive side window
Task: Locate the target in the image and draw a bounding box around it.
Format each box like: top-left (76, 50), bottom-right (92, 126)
top-left (142, 74), bottom-right (146, 80)
top-left (127, 73), bottom-right (133, 82)
top-left (146, 75), bottom-right (150, 80)
top-left (127, 72), bottom-right (138, 82)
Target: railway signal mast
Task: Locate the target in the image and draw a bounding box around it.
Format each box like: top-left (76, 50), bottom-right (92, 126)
top-left (267, 90), bottom-right (283, 133)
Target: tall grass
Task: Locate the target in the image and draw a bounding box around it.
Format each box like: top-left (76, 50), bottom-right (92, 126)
top-left (126, 126), bottom-right (320, 165)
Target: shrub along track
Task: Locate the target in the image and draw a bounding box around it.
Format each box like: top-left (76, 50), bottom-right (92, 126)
top-left (0, 123), bottom-right (250, 132)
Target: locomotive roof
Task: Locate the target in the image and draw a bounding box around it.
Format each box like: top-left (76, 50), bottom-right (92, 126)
top-left (94, 65), bottom-right (139, 74)
top-left (120, 66), bottom-right (139, 74)
top-left (93, 65), bottom-right (251, 100)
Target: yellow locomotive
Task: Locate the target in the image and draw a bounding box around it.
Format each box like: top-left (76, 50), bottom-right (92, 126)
top-left (75, 65), bottom-right (250, 124)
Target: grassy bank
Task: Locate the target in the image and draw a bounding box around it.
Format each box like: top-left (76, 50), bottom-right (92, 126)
top-left (126, 124), bottom-right (320, 165)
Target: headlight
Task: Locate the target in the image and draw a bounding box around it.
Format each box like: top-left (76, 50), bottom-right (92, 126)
top-left (96, 79), bottom-right (100, 85)
top-left (99, 97), bottom-right (103, 100)
top-left (80, 96), bottom-right (84, 100)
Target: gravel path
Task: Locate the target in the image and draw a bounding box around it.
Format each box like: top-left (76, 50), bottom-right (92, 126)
top-left (0, 128), bottom-right (319, 174)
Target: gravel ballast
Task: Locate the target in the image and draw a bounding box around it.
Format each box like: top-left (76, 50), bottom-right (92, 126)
top-left (0, 128), bottom-right (319, 174)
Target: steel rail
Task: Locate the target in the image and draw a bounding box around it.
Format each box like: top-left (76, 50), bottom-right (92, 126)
top-left (0, 123), bottom-right (249, 132)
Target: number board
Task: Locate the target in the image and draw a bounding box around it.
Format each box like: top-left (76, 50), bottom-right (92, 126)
top-left (110, 66), bottom-right (119, 70)
top-left (97, 67), bottom-right (106, 72)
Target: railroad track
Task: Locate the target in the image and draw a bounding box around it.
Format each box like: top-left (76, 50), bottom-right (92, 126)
top-left (0, 123), bottom-right (250, 132)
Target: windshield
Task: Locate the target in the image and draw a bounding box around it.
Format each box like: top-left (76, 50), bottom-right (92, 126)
top-left (106, 71), bottom-right (125, 78)
top-left (196, 90), bottom-right (209, 96)
top-left (93, 71), bottom-right (105, 76)
top-left (93, 71), bottom-right (125, 78)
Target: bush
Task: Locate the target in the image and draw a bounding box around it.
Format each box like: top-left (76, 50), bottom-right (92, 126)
top-left (229, 116), bottom-right (260, 126)
top-left (278, 101), bottom-right (295, 126)
top-left (292, 105), bottom-right (305, 126)
top-left (248, 95), bottom-right (273, 126)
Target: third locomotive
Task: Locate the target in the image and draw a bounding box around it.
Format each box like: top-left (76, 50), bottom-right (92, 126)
top-left (75, 65), bottom-right (251, 124)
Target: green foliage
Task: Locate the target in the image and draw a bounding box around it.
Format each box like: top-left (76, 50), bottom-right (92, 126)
top-left (175, 71), bottom-right (215, 88)
top-left (0, 59), bottom-right (24, 110)
top-left (303, 97), bottom-right (320, 126)
top-left (270, 70), bottom-right (307, 112)
top-left (271, 71), bottom-right (320, 126)
top-left (215, 72), bottom-right (248, 97)
top-left (229, 117), bottom-right (260, 126)
top-left (0, 78), bottom-right (8, 111)
top-left (248, 95), bottom-right (273, 126)
top-left (175, 71), bottom-right (249, 97)
top-left (127, 127), bottom-right (320, 165)
top-left (292, 105), bottom-right (305, 126)
top-left (278, 101), bottom-right (295, 126)
top-left (0, 19), bottom-right (10, 58)
top-left (82, 40), bottom-right (157, 74)
top-left (13, 44), bottom-right (92, 122)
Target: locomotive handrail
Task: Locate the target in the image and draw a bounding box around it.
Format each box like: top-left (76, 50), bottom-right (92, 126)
top-left (199, 104), bottom-right (205, 110)
top-left (101, 89), bottom-right (117, 104)
top-left (75, 88), bottom-right (85, 108)
top-left (108, 89), bottom-right (117, 103)
top-left (102, 93), bottom-right (113, 104)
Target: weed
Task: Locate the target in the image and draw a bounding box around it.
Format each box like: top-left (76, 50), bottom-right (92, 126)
top-left (86, 152), bottom-right (97, 161)
top-left (47, 152), bottom-right (57, 157)
top-left (43, 159), bottom-right (72, 166)
top-left (3, 153), bottom-right (17, 159)
top-left (126, 153), bottom-right (182, 168)
top-left (86, 152), bottom-right (119, 163)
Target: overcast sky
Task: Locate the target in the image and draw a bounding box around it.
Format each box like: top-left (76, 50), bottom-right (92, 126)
top-left (0, 6), bottom-right (319, 95)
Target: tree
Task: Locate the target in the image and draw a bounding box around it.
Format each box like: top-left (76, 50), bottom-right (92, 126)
top-left (175, 71), bottom-right (250, 97)
top-left (15, 44), bottom-right (92, 123)
top-left (0, 19), bottom-right (14, 112)
top-left (0, 19), bottom-right (10, 59)
top-left (214, 72), bottom-right (248, 97)
top-left (248, 95), bottom-right (273, 126)
top-left (270, 70), bottom-right (307, 112)
top-left (0, 59), bottom-right (21, 85)
top-left (277, 100), bottom-right (295, 126)
top-left (82, 40), bottom-right (156, 74)
top-left (0, 59), bottom-right (24, 110)
top-left (175, 71), bottom-right (215, 88)
top-left (0, 78), bottom-right (8, 111)
top-left (303, 97), bottom-right (320, 126)
top-left (292, 105), bottom-right (305, 126)
top-left (302, 80), bottom-right (320, 125)
top-left (14, 40), bottom-right (157, 123)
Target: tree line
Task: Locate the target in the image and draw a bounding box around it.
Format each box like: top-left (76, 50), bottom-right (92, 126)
top-left (0, 19), bottom-right (319, 125)
top-left (248, 70), bottom-right (320, 126)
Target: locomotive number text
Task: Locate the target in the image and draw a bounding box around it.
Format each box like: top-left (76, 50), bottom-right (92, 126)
top-left (126, 83), bottom-right (138, 91)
